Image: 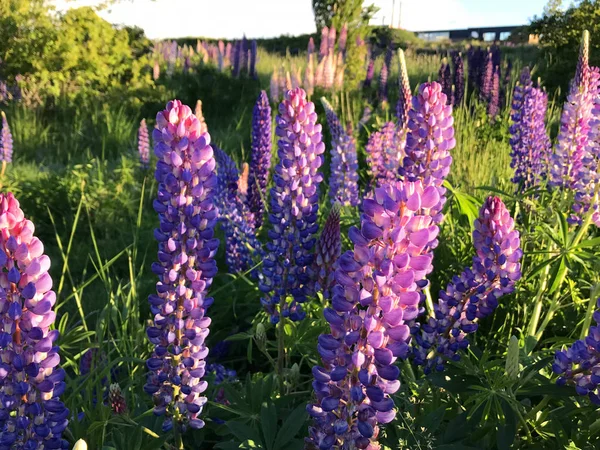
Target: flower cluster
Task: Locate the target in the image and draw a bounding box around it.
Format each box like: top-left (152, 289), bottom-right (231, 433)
top-left (0, 111), bottom-right (13, 164)
top-left (438, 59), bottom-right (452, 105)
top-left (214, 145), bottom-right (263, 275)
top-left (549, 32), bottom-right (600, 192)
top-left (396, 49), bottom-right (412, 127)
top-left (259, 88), bottom-right (325, 323)
top-left (553, 298), bottom-right (600, 404)
top-left (306, 180), bottom-right (441, 450)
top-left (108, 383), bottom-right (127, 415)
top-left (207, 363), bottom-right (237, 385)
top-left (487, 66), bottom-right (501, 120)
top-left (452, 52), bottom-right (465, 106)
top-left (138, 119), bottom-right (150, 169)
top-left (248, 91), bottom-right (272, 229)
top-left (365, 122), bottom-right (405, 187)
top-left (321, 98), bottom-right (359, 206)
top-left (413, 197), bottom-right (522, 373)
top-left (0, 192), bottom-right (69, 449)
top-left (313, 204), bottom-right (341, 300)
top-left (144, 100), bottom-right (219, 431)
top-left (401, 81), bottom-right (456, 224)
top-left (509, 67), bottom-right (551, 191)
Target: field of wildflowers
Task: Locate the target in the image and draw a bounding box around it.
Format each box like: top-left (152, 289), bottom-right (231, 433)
top-left (2, 2), bottom-right (600, 449)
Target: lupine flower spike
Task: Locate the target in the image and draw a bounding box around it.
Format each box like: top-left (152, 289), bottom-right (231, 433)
top-left (259, 88), bottom-right (325, 323)
top-left (365, 122), bottom-right (405, 187)
top-left (401, 81), bottom-right (456, 224)
top-left (306, 180), bottom-right (441, 450)
top-left (313, 204), bottom-right (341, 300)
top-left (438, 58), bottom-right (452, 105)
top-left (553, 298), bottom-right (600, 403)
top-left (0, 193), bottom-right (69, 448)
top-left (452, 52), bottom-right (465, 106)
top-left (214, 146), bottom-right (263, 275)
top-left (138, 119), bottom-right (150, 169)
top-left (413, 196), bottom-right (522, 373)
top-left (321, 98), bottom-right (359, 206)
top-left (396, 49), bottom-right (412, 127)
top-left (144, 100), bottom-right (219, 431)
top-left (248, 91), bottom-right (272, 229)
top-left (0, 111), bottom-right (13, 177)
top-left (195, 100), bottom-right (208, 136)
top-left (509, 67), bottom-right (551, 191)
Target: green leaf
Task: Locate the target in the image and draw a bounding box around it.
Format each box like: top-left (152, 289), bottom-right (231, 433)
top-left (261, 403), bottom-right (277, 450)
top-left (226, 420), bottom-right (263, 446)
top-left (273, 403), bottom-right (308, 449)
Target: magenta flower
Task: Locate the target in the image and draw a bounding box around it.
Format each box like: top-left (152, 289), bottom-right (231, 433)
top-left (413, 197), bottom-right (522, 373)
top-left (259, 88), bottom-right (325, 323)
top-left (307, 180), bottom-right (441, 450)
top-left (144, 100), bottom-right (219, 431)
top-left (401, 81), bottom-right (456, 224)
top-left (0, 193), bottom-right (69, 448)
top-left (313, 204), bottom-right (341, 300)
top-left (0, 111), bottom-right (13, 164)
top-left (365, 122), bottom-right (405, 187)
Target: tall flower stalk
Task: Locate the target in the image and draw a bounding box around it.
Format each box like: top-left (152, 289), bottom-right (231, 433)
top-left (509, 67), bottom-right (551, 191)
top-left (365, 122), bottom-right (405, 187)
top-left (259, 87), bottom-right (325, 324)
top-left (306, 180), bottom-right (441, 450)
top-left (248, 91), bottom-right (272, 229)
top-left (549, 31), bottom-right (600, 192)
top-left (0, 193), bottom-right (69, 448)
top-left (452, 52), bottom-right (465, 106)
top-left (144, 100), bottom-right (219, 435)
top-left (313, 204), bottom-right (341, 301)
top-left (321, 98), bottom-right (359, 206)
top-left (396, 49), bottom-right (412, 127)
top-left (413, 196), bottom-right (522, 373)
top-left (401, 81), bottom-right (456, 224)
top-left (138, 118), bottom-right (150, 169)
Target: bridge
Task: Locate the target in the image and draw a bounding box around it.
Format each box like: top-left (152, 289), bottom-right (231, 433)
top-left (413, 25), bottom-right (521, 42)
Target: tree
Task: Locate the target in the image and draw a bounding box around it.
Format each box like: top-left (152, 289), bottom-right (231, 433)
top-left (529, 0), bottom-right (600, 92)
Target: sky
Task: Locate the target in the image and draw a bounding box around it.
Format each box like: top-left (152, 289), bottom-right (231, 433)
top-left (51, 0), bottom-right (550, 40)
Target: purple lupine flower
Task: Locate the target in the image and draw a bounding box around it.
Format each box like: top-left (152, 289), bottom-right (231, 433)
top-left (480, 51), bottom-right (493, 101)
top-left (144, 100), bottom-right (219, 431)
top-left (232, 41), bottom-right (240, 77)
top-left (467, 47), bottom-right (482, 93)
top-left (214, 146), bottom-right (263, 275)
top-left (452, 52), bottom-right (465, 106)
top-left (240, 37), bottom-right (249, 76)
top-left (438, 59), bottom-right (453, 105)
top-left (378, 62), bottom-right (389, 103)
top-left (364, 54), bottom-right (375, 89)
top-left (0, 192), bottom-right (69, 448)
top-left (365, 122), bottom-right (405, 187)
top-left (249, 40), bottom-right (258, 79)
top-left (321, 98), bottom-right (359, 206)
top-left (306, 180), bottom-right (441, 450)
top-left (308, 37), bottom-right (315, 56)
top-left (138, 119), bottom-right (150, 169)
top-left (327, 27), bottom-right (336, 55)
top-left (553, 297), bottom-right (600, 403)
top-left (487, 65), bottom-right (501, 119)
top-left (500, 58), bottom-right (513, 108)
top-left (108, 383), bottom-right (127, 415)
top-left (1, 111), bottom-right (13, 164)
top-left (396, 49), bottom-right (412, 127)
top-left (207, 364), bottom-right (237, 385)
top-left (338, 23), bottom-right (348, 58)
top-left (313, 204), bottom-right (341, 300)
top-left (248, 90), bottom-right (272, 229)
top-left (575, 30), bottom-right (590, 88)
top-left (572, 68), bottom-right (600, 225)
top-left (550, 39), bottom-right (600, 192)
top-left (401, 82), bottom-right (456, 224)
top-left (357, 106), bottom-right (372, 131)
top-left (413, 196), bottom-right (522, 373)
top-left (320, 27), bottom-right (329, 60)
top-left (259, 88), bottom-right (325, 323)
top-left (509, 67), bottom-right (551, 190)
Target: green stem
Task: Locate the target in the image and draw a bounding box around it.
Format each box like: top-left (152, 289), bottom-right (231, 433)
top-left (173, 424), bottom-right (184, 450)
top-left (580, 285), bottom-right (600, 340)
top-left (526, 261), bottom-right (551, 339)
top-left (277, 310), bottom-right (285, 394)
